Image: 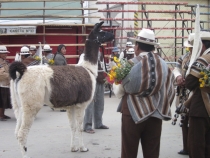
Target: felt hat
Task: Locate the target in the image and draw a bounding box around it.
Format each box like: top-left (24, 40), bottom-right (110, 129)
top-left (127, 48), bottom-right (135, 54)
top-left (29, 45), bottom-right (37, 51)
top-left (20, 46), bottom-right (30, 55)
top-left (112, 47), bottom-right (120, 52)
top-left (126, 41), bottom-right (133, 47)
top-left (184, 33), bottom-right (195, 47)
top-left (129, 28), bottom-right (159, 45)
top-left (0, 45), bottom-right (9, 53)
top-left (43, 44), bottom-right (52, 51)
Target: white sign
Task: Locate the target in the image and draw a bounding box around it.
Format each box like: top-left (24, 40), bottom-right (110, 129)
top-left (0, 26), bottom-right (36, 34)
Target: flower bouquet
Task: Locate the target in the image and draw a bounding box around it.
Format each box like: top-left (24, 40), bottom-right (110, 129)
top-left (199, 65), bottom-right (210, 88)
top-left (106, 57), bottom-right (133, 85)
top-left (48, 59), bottom-right (55, 65)
top-left (34, 55), bottom-right (41, 61)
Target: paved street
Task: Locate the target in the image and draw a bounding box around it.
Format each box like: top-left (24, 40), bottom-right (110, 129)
top-left (0, 94), bottom-right (188, 158)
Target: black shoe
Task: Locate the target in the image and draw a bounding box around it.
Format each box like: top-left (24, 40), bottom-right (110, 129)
top-left (178, 149), bottom-right (188, 155)
top-left (60, 110), bottom-right (66, 112)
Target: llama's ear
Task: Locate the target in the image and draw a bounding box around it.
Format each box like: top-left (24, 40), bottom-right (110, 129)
top-left (94, 21), bottom-right (104, 31)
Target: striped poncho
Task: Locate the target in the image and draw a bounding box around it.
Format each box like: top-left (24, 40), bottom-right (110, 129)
top-left (118, 52), bottom-right (175, 124)
top-left (188, 54), bottom-right (210, 116)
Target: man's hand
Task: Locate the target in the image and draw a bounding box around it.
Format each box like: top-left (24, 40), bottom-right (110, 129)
top-left (176, 75), bottom-right (185, 86)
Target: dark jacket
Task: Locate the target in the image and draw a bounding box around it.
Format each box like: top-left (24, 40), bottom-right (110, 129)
top-left (185, 74), bottom-right (209, 117)
top-left (54, 52), bottom-right (67, 65)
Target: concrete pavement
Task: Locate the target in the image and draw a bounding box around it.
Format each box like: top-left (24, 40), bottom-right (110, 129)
top-left (0, 94), bottom-right (188, 158)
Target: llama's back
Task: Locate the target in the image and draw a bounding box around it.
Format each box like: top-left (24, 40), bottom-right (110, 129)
top-left (49, 65), bottom-right (95, 108)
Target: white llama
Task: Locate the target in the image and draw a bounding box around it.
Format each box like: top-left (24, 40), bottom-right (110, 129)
top-left (9, 21), bottom-right (114, 158)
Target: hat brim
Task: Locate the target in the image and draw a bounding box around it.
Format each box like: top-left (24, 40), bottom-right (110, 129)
top-left (20, 52), bottom-right (30, 55)
top-left (0, 51), bottom-right (9, 53)
top-left (129, 37), bottom-right (160, 45)
top-left (184, 40), bottom-right (193, 47)
top-left (126, 45), bottom-right (134, 47)
top-left (201, 37), bottom-right (210, 41)
top-left (42, 49), bottom-right (52, 51)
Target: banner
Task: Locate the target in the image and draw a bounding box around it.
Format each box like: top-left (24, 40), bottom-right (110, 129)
top-left (0, 26), bottom-right (36, 34)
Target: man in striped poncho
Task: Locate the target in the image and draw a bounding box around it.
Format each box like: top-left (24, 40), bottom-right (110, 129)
top-left (185, 32), bottom-right (210, 158)
top-left (114, 29), bottom-right (175, 158)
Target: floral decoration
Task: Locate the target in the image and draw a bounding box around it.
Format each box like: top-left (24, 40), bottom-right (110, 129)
top-left (199, 64), bottom-right (210, 88)
top-left (106, 57), bottom-right (133, 85)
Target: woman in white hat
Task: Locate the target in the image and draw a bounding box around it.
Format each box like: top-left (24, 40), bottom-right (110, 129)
top-left (29, 45), bottom-right (37, 57)
top-left (0, 46), bottom-right (11, 121)
top-left (20, 46), bottom-right (40, 66)
top-left (42, 44), bottom-right (54, 65)
top-left (126, 48), bottom-right (135, 60)
top-left (115, 28), bottom-right (175, 158)
top-left (119, 41), bottom-right (134, 60)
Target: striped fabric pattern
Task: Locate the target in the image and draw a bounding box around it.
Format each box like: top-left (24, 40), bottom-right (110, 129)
top-left (121, 52), bottom-right (175, 124)
top-left (189, 53), bottom-right (210, 116)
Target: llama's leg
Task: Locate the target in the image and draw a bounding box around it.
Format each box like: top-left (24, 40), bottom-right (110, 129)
top-left (75, 105), bottom-right (88, 152)
top-left (17, 104), bottom-right (42, 158)
top-left (66, 106), bottom-right (78, 152)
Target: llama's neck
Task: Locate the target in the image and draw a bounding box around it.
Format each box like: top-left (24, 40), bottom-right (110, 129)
top-left (82, 40), bottom-right (99, 76)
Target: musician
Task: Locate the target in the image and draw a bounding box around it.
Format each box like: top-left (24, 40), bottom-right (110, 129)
top-left (0, 46), bottom-right (11, 121)
top-left (20, 46), bottom-right (40, 66)
top-left (185, 31), bottom-right (210, 158)
top-left (119, 41), bottom-right (134, 60)
top-left (172, 33), bottom-right (194, 155)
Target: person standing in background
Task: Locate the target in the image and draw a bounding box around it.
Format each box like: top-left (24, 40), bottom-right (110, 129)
top-left (79, 51), bottom-right (109, 133)
top-left (20, 46), bottom-right (40, 66)
top-left (119, 41), bottom-right (134, 60)
top-left (0, 46), bottom-right (11, 121)
top-left (54, 44), bottom-right (67, 65)
top-left (53, 44), bottom-right (67, 112)
top-left (42, 44), bottom-right (54, 65)
top-left (109, 47), bottom-right (120, 69)
top-left (29, 45), bottom-right (37, 58)
top-left (126, 48), bottom-right (135, 60)
top-left (172, 33), bottom-right (195, 156)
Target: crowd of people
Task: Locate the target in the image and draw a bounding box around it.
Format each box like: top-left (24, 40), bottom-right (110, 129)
top-left (1, 27), bottom-right (210, 158)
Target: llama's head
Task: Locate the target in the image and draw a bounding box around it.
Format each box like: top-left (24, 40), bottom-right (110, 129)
top-left (88, 21), bottom-right (114, 45)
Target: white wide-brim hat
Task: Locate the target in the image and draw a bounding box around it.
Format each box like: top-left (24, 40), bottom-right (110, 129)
top-left (20, 46), bottom-right (30, 55)
top-left (127, 48), bottom-right (135, 54)
top-left (0, 45), bottom-right (9, 53)
top-left (200, 31), bottom-right (210, 41)
top-left (184, 33), bottom-right (195, 48)
top-left (184, 40), bottom-right (193, 48)
top-left (129, 28), bottom-right (160, 45)
top-left (43, 44), bottom-right (52, 51)
top-left (126, 41), bottom-right (133, 47)
top-left (29, 45), bottom-right (37, 51)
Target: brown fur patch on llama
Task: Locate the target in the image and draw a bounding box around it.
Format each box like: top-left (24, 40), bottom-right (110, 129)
top-left (50, 66), bottom-right (93, 108)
